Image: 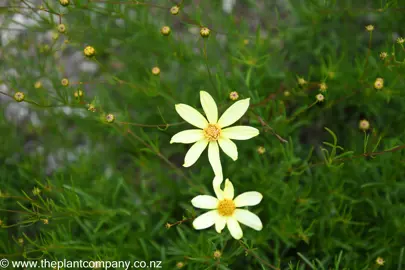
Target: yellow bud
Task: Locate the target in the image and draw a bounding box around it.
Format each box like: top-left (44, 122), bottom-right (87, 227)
top-left (34, 81), bottom-right (42, 89)
top-left (84, 46), bottom-right (96, 57)
top-left (14, 92), bottom-right (25, 102)
top-left (152, 67), bottom-right (161, 76)
top-left (374, 78), bottom-right (384, 90)
top-left (161, 26), bottom-right (171, 36)
top-left (170, 5), bottom-right (180, 15)
top-left (61, 78), bottom-right (69, 86)
top-left (213, 250), bottom-right (222, 259)
top-left (57, 24), bottom-right (66, 33)
top-left (59, 0), bottom-right (70, 7)
top-left (200, 27), bottom-right (210, 38)
top-left (229, 91), bottom-right (239, 101)
top-left (359, 119), bottom-right (370, 131)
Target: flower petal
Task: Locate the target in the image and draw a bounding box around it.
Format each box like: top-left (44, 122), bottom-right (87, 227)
top-left (193, 210), bottom-right (218, 230)
top-left (208, 141), bottom-right (223, 177)
top-left (234, 192), bottom-right (263, 207)
top-left (213, 175), bottom-right (224, 200)
top-left (170, 129), bottom-right (205, 144)
top-left (200, 91), bottom-right (218, 124)
top-left (217, 98), bottom-right (250, 128)
top-left (175, 104), bottom-right (208, 129)
top-left (218, 137), bottom-right (238, 161)
top-left (191, 195), bottom-right (219, 209)
top-left (223, 179), bottom-right (234, 200)
top-left (221, 126), bottom-right (260, 140)
top-left (234, 209), bottom-right (263, 231)
top-left (183, 139), bottom-right (209, 167)
top-left (226, 216), bottom-right (243, 239)
top-left (215, 215), bottom-right (227, 233)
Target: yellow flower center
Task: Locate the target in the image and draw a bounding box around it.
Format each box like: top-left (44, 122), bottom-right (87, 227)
top-left (203, 124), bottom-right (221, 141)
top-left (217, 199), bottom-right (235, 216)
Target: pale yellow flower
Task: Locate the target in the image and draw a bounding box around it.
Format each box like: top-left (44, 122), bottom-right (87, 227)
top-left (192, 178), bottom-right (263, 240)
top-left (171, 91), bottom-right (259, 178)
top-left (376, 257), bottom-right (384, 266)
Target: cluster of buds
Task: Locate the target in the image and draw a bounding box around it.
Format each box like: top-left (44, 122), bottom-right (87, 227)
top-left (32, 187), bottom-right (41, 196)
top-left (74, 90), bottom-right (84, 100)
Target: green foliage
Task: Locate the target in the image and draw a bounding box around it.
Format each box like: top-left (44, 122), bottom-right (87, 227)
top-left (1, 0), bottom-right (405, 269)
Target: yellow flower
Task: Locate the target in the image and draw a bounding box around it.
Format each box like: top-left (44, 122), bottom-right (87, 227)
top-left (192, 178), bottom-right (263, 240)
top-left (397, 37), bottom-right (405, 44)
top-left (171, 91), bottom-right (259, 178)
